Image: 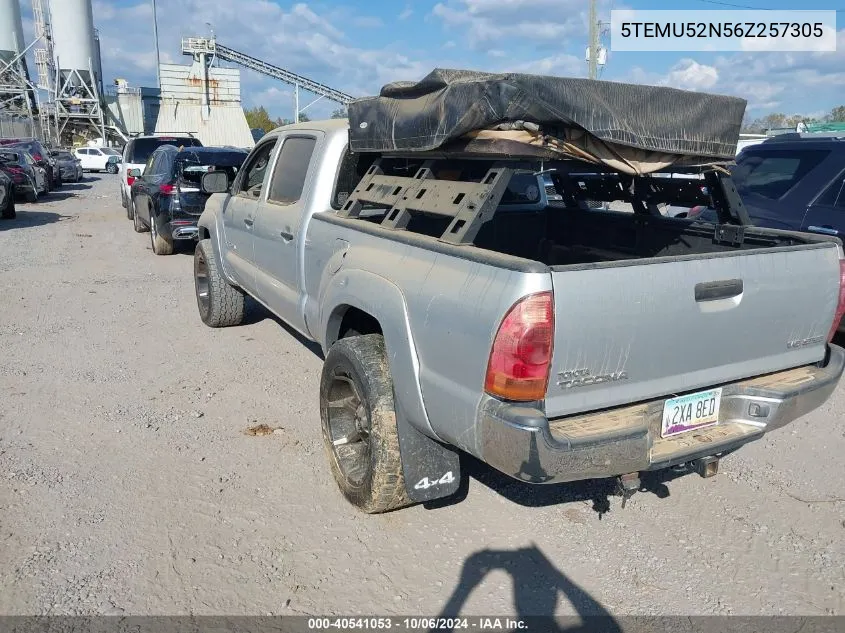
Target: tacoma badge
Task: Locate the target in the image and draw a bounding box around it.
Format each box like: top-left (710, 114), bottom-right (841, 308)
top-left (557, 368), bottom-right (628, 389)
top-left (787, 335), bottom-right (824, 349)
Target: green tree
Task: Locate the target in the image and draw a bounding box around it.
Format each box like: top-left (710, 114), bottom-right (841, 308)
top-left (330, 108), bottom-right (347, 119)
top-left (244, 106), bottom-right (277, 133)
top-left (297, 112), bottom-right (311, 122)
top-left (829, 105), bottom-right (845, 122)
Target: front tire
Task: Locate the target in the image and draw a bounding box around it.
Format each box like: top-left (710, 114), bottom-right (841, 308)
top-left (149, 213), bottom-right (174, 255)
top-left (106, 163), bottom-right (118, 174)
top-left (25, 187), bottom-right (38, 203)
top-left (194, 238), bottom-right (245, 327)
top-left (320, 334), bottom-right (411, 514)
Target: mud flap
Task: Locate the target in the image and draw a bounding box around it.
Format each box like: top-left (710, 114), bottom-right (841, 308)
top-left (395, 402), bottom-right (461, 503)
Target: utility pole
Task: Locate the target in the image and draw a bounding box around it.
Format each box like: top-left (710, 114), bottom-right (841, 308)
top-left (152, 0), bottom-right (161, 90)
top-left (587, 0), bottom-right (598, 79)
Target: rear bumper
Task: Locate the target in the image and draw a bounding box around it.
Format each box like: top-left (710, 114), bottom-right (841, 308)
top-left (479, 344), bottom-right (845, 484)
top-left (161, 219), bottom-right (199, 240)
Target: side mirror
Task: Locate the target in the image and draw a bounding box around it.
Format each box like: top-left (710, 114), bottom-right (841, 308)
top-left (201, 171), bottom-right (229, 194)
top-left (127, 168), bottom-right (141, 178)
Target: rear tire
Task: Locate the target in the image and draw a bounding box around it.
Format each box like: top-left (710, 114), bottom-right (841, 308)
top-left (25, 188), bottom-right (37, 203)
top-left (106, 164), bottom-right (118, 174)
top-left (194, 238), bottom-right (245, 327)
top-left (1, 192), bottom-right (16, 219)
top-left (149, 213), bottom-right (173, 255)
top-left (320, 334), bottom-right (411, 514)
top-left (125, 192), bottom-right (134, 218)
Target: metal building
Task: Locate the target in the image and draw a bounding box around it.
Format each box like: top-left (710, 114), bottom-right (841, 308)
top-left (155, 58), bottom-right (254, 148)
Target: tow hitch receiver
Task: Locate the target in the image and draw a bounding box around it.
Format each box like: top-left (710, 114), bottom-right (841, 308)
top-left (692, 456), bottom-right (719, 478)
top-left (616, 472), bottom-right (641, 509)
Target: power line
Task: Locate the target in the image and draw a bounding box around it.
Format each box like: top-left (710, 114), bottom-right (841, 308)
top-left (694, 0), bottom-right (845, 10)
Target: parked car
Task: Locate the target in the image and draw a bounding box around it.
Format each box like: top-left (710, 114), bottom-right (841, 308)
top-left (0, 148), bottom-right (48, 202)
top-left (683, 135), bottom-right (845, 226)
top-left (0, 138), bottom-right (60, 189)
top-left (193, 106), bottom-right (844, 515)
top-left (74, 146), bottom-right (122, 173)
top-left (120, 134), bottom-right (203, 217)
top-left (128, 145), bottom-right (248, 255)
top-left (0, 170), bottom-right (14, 219)
top-left (50, 149), bottom-right (84, 182)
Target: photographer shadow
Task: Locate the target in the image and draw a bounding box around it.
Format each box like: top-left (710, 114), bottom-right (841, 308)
top-left (433, 545), bottom-right (622, 632)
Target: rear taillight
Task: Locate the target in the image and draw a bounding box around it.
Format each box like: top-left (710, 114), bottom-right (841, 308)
top-left (827, 259), bottom-right (845, 342)
top-left (159, 183), bottom-right (175, 195)
top-left (127, 175), bottom-right (135, 186)
top-left (32, 153), bottom-right (42, 161)
top-left (7, 166), bottom-right (23, 173)
top-left (484, 291), bottom-right (554, 401)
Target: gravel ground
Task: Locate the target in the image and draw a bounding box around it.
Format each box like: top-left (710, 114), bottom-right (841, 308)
top-left (1, 175), bottom-right (844, 617)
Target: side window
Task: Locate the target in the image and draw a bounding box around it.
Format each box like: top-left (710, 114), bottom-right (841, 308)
top-left (236, 140), bottom-right (277, 198)
top-left (815, 171), bottom-right (845, 209)
top-left (267, 136), bottom-right (317, 205)
top-left (78, 149), bottom-right (89, 155)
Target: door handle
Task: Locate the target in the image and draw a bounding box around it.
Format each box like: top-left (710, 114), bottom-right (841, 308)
top-left (807, 225), bottom-right (839, 235)
top-left (279, 230), bottom-right (294, 241)
top-left (695, 279), bottom-right (743, 302)
top-left (243, 218), bottom-right (254, 228)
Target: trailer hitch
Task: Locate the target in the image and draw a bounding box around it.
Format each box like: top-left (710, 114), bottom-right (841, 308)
top-left (616, 472), bottom-right (641, 509)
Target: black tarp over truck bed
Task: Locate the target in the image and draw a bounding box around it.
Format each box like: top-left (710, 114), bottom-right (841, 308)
top-left (346, 69), bottom-right (747, 174)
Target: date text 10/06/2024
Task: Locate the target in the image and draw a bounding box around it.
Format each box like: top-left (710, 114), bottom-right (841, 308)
top-left (307, 618), bottom-right (528, 631)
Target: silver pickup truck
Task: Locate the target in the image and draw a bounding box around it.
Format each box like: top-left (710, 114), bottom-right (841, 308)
top-left (191, 75), bottom-right (845, 514)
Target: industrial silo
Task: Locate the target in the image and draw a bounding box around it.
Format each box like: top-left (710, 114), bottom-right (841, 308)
top-left (49, 0), bottom-right (107, 144)
top-left (0, 0), bottom-right (27, 65)
top-left (50, 0), bottom-right (98, 85)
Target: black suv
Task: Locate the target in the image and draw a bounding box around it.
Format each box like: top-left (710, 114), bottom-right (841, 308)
top-left (0, 138), bottom-right (61, 189)
top-left (692, 134), bottom-right (845, 234)
top-left (128, 145), bottom-right (248, 255)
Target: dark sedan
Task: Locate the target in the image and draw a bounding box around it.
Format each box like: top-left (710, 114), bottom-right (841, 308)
top-left (0, 148), bottom-right (47, 202)
top-left (0, 170), bottom-right (14, 219)
top-left (50, 149), bottom-right (84, 182)
top-left (129, 145), bottom-right (248, 255)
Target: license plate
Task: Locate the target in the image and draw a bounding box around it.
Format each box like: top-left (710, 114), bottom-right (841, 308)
top-left (661, 388), bottom-right (722, 438)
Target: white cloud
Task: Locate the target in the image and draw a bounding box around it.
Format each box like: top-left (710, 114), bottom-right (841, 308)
top-left (398, 6), bottom-right (413, 20)
top-left (660, 59), bottom-right (719, 91)
top-left (621, 29), bottom-right (845, 114)
top-left (508, 54), bottom-right (583, 77)
top-left (431, 0), bottom-right (605, 51)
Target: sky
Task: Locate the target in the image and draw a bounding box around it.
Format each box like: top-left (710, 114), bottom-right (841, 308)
top-left (15, 0), bottom-right (845, 122)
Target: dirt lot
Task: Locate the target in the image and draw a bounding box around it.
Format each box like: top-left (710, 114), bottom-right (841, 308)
top-left (1, 174), bottom-right (844, 617)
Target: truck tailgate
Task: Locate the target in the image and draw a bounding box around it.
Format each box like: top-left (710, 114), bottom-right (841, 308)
top-left (545, 243), bottom-right (841, 418)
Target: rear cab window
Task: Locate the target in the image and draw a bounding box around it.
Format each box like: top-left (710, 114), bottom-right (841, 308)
top-left (732, 149), bottom-right (830, 200)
